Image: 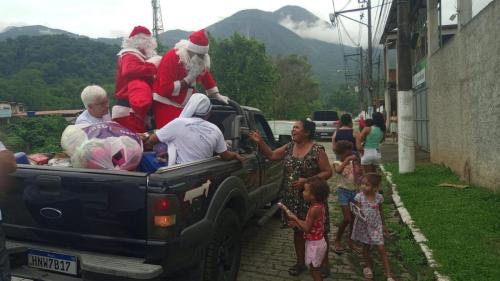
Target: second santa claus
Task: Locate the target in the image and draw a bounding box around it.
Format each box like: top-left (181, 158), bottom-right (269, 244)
top-left (152, 29), bottom-right (229, 128)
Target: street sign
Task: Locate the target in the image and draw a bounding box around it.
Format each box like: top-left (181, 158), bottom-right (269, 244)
top-left (412, 68), bottom-right (426, 88)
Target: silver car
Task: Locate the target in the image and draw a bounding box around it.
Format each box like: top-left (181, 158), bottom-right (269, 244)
top-left (311, 111), bottom-right (339, 140)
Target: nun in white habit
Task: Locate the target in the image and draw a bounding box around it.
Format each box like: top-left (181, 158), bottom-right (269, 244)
top-left (144, 94), bottom-right (244, 165)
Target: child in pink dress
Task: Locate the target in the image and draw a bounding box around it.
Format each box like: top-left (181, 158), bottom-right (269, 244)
top-left (351, 173), bottom-right (394, 281)
top-left (281, 177), bottom-right (330, 281)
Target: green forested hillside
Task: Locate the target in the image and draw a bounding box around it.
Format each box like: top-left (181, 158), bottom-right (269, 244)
top-left (1, 6), bottom-right (361, 108)
top-left (0, 35), bottom-right (119, 110)
top-left (0, 32), bottom-right (359, 117)
top-left (0, 32), bottom-right (361, 153)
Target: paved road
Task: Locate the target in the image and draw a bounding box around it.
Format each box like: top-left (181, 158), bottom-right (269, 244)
top-left (238, 141), bottom-right (412, 281)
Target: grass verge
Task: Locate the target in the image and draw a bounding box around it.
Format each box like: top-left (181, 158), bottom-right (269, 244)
top-left (385, 163), bottom-right (500, 280)
top-left (379, 173), bottom-right (435, 281)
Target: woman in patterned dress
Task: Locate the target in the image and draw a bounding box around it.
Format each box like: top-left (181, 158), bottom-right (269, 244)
top-left (249, 120), bottom-right (333, 277)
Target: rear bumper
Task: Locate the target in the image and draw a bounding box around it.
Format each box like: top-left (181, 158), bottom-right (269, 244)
top-left (6, 219), bottom-right (213, 281)
top-left (7, 240), bottom-right (163, 281)
top-left (315, 128), bottom-right (335, 139)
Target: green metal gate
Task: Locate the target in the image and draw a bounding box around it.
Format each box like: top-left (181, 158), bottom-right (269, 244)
top-left (412, 60), bottom-right (429, 152)
top-left (414, 87), bottom-right (429, 151)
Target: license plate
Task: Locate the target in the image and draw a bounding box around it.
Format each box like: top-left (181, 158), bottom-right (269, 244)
top-left (27, 249), bottom-right (78, 276)
top-left (320, 132), bottom-right (328, 136)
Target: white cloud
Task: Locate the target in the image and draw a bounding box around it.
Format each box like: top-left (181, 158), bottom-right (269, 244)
top-left (0, 0), bottom-right (388, 45)
top-left (278, 14), bottom-right (369, 47)
top-left (0, 21), bottom-right (28, 32)
top-left (278, 15), bottom-right (337, 43)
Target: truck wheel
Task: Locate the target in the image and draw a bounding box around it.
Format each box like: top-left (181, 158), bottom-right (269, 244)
top-left (204, 209), bottom-right (242, 281)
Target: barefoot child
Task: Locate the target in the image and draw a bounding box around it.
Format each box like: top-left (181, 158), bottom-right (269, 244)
top-left (332, 140), bottom-right (362, 254)
top-left (281, 177), bottom-right (330, 281)
top-left (351, 173), bottom-right (394, 280)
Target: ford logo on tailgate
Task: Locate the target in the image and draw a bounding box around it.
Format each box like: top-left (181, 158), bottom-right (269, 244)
top-left (40, 207), bottom-right (63, 219)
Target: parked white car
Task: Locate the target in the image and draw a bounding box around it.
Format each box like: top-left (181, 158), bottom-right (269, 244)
top-left (311, 111), bottom-right (339, 140)
top-left (268, 120), bottom-right (295, 142)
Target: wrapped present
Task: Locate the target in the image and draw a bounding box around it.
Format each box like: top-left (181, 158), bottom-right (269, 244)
top-left (28, 153), bottom-right (49, 165)
top-left (61, 122), bottom-right (143, 171)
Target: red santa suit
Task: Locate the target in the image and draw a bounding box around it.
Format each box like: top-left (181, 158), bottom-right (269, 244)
top-left (152, 29), bottom-right (226, 129)
top-left (112, 26), bottom-right (160, 133)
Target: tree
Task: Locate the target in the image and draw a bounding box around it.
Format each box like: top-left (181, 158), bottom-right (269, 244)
top-left (209, 33), bottom-right (278, 114)
top-left (324, 85), bottom-right (359, 114)
top-left (0, 35), bottom-right (118, 111)
top-left (0, 116), bottom-right (69, 153)
top-left (272, 55), bottom-right (321, 119)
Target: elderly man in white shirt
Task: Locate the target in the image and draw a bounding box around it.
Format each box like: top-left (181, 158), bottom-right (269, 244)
top-left (143, 93), bottom-right (244, 165)
top-left (0, 140), bottom-right (15, 281)
top-left (75, 85), bottom-right (112, 125)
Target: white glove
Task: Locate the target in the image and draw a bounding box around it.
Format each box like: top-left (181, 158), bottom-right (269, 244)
top-left (210, 93), bottom-right (229, 104)
top-left (146, 55), bottom-right (162, 68)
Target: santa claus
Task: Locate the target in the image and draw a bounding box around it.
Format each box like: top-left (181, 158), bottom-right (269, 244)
top-left (152, 29), bottom-right (229, 128)
top-left (112, 26), bottom-right (162, 133)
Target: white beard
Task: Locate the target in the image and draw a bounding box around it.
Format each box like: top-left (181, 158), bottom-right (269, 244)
top-left (121, 34), bottom-right (158, 59)
top-left (175, 40), bottom-right (211, 71)
top-left (187, 56), bottom-right (205, 76)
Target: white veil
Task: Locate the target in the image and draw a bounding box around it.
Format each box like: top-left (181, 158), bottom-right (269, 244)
top-left (179, 93), bottom-right (212, 118)
top-left (167, 93), bottom-right (212, 166)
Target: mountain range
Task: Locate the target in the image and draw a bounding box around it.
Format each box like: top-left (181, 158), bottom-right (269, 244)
top-left (0, 6), bottom-right (358, 93)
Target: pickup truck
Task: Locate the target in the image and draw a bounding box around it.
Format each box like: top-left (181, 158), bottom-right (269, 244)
top-left (2, 100), bottom-right (285, 281)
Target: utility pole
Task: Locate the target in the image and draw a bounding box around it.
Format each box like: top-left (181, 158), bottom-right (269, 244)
top-left (342, 51), bottom-right (364, 111)
top-left (331, 0), bottom-right (374, 112)
top-left (367, 0), bottom-right (374, 109)
top-left (376, 53), bottom-right (381, 109)
top-left (359, 47), bottom-right (364, 112)
top-left (397, 0), bottom-right (415, 173)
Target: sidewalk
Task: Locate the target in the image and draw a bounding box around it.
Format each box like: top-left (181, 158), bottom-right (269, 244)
top-left (380, 139), bottom-right (430, 164)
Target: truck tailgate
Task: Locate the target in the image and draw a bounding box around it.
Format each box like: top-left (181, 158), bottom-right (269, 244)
top-left (1, 165), bottom-right (148, 257)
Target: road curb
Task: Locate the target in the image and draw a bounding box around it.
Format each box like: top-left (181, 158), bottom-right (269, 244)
top-left (380, 165), bottom-right (451, 281)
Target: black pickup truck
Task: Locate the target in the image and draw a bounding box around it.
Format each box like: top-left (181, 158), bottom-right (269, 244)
top-left (2, 100), bottom-right (285, 281)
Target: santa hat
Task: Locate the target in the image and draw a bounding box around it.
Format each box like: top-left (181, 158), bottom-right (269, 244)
top-left (187, 29), bottom-right (209, 54)
top-left (129, 26), bottom-right (151, 38)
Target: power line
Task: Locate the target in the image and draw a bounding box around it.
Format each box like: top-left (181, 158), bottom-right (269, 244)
top-left (372, 0), bottom-right (383, 45)
top-left (339, 17), bottom-right (361, 46)
top-left (373, 0), bottom-right (392, 43)
top-left (331, 1), bottom-right (367, 102)
top-left (340, 0), bottom-right (354, 11)
top-left (375, 1), bottom-right (390, 43)
top-left (372, 0), bottom-right (392, 59)
top-left (331, 0), bottom-right (349, 86)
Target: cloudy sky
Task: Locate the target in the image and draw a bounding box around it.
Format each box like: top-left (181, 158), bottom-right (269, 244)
top-left (0, 0), bottom-right (493, 45)
top-left (0, 0), bottom-right (343, 38)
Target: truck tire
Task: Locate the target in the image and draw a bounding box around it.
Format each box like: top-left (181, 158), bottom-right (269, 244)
top-left (204, 208), bottom-right (242, 281)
